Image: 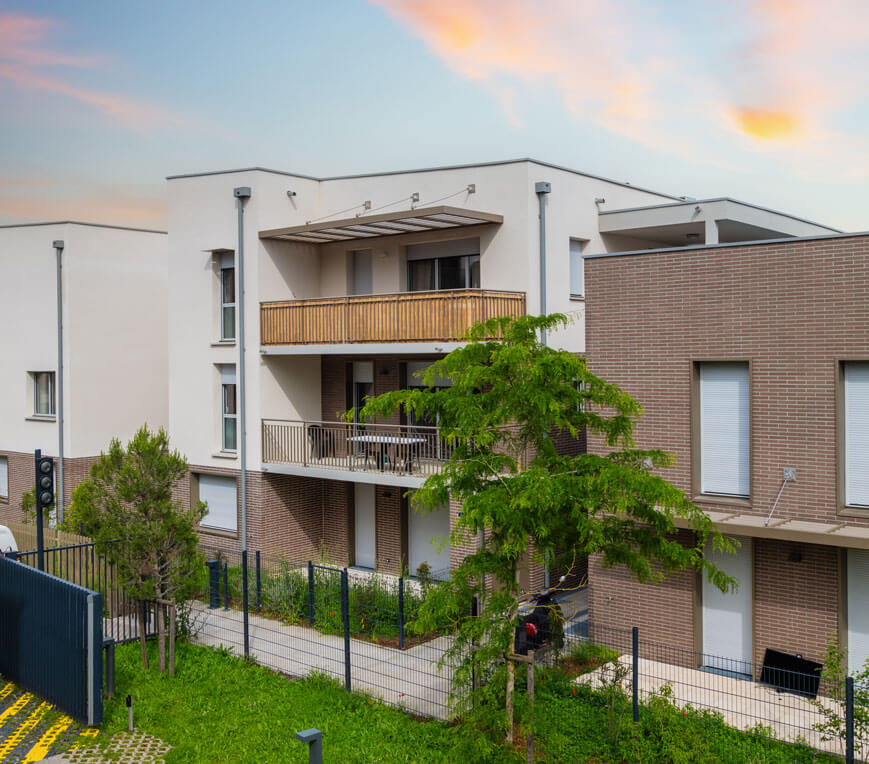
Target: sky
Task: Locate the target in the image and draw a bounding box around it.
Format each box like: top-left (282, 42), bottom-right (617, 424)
top-left (0, 0), bottom-right (866, 231)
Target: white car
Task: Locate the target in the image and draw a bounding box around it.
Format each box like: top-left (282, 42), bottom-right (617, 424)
top-left (0, 525), bottom-right (18, 554)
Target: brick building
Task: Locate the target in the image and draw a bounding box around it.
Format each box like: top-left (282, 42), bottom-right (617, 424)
top-left (584, 232), bottom-right (869, 675)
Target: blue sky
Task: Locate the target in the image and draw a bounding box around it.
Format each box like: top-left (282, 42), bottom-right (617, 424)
top-left (0, 0), bottom-right (866, 230)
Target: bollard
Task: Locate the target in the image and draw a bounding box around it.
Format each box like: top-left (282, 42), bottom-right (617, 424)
top-left (206, 560), bottom-right (221, 609)
top-left (296, 728), bottom-right (323, 764)
top-left (126, 694), bottom-right (133, 733)
top-left (104, 639), bottom-right (116, 698)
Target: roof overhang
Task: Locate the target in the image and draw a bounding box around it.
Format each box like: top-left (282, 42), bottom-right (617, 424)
top-left (675, 510), bottom-right (869, 550)
top-left (259, 205), bottom-right (503, 243)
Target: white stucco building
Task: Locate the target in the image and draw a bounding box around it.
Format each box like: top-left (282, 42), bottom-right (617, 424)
top-left (0, 222), bottom-right (168, 524)
top-left (164, 159), bottom-right (837, 581)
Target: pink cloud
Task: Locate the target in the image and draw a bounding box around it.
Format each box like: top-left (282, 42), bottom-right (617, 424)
top-left (0, 12), bottom-right (184, 129)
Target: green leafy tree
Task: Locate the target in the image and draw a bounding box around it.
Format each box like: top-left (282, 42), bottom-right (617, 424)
top-left (352, 313), bottom-right (735, 753)
top-left (69, 425), bottom-right (205, 674)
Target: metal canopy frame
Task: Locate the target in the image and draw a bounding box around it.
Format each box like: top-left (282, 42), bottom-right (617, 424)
top-left (259, 205), bottom-right (503, 243)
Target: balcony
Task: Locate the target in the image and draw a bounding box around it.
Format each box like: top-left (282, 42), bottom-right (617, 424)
top-left (262, 419), bottom-right (450, 485)
top-left (260, 289), bottom-right (525, 349)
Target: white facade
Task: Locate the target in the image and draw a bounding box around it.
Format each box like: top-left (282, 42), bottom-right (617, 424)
top-left (0, 222), bottom-right (168, 462)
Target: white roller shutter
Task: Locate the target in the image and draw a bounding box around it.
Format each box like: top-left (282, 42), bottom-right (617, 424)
top-left (199, 474), bottom-right (237, 532)
top-left (700, 363), bottom-right (750, 496)
top-left (845, 363), bottom-right (869, 507)
top-left (0, 457), bottom-right (7, 499)
top-left (409, 503), bottom-right (451, 580)
top-left (848, 549), bottom-right (869, 675)
top-left (702, 536), bottom-right (753, 676)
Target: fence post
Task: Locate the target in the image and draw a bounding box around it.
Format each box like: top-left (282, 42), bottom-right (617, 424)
top-left (308, 561), bottom-right (315, 626)
top-left (846, 676), bottom-right (855, 764)
top-left (242, 550), bottom-right (250, 658)
top-left (398, 577), bottom-right (405, 650)
top-left (104, 639), bottom-right (115, 699)
top-left (341, 568), bottom-right (351, 692)
top-left (206, 560), bottom-right (220, 609)
top-left (255, 551), bottom-right (262, 612)
top-left (471, 595), bottom-right (479, 695)
top-left (632, 626), bottom-right (639, 723)
top-left (223, 562), bottom-right (229, 611)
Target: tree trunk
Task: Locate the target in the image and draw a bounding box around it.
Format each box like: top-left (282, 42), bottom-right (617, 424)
top-left (506, 658), bottom-right (515, 745)
top-left (137, 602), bottom-right (148, 669)
top-left (168, 602), bottom-right (176, 677)
top-left (157, 601), bottom-right (166, 673)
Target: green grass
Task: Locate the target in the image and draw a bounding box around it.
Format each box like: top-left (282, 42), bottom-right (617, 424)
top-left (102, 641), bottom-right (844, 763)
top-left (102, 641), bottom-right (509, 763)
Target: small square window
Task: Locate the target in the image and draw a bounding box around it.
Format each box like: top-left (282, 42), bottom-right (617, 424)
top-left (33, 372), bottom-right (56, 416)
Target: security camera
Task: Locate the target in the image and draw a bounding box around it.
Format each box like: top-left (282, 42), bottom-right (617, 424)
top-left (287, 190), bottom-right (296, 198)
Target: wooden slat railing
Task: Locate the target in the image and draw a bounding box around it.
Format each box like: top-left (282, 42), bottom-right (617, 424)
top-left (260, 289), bottom-right (526, 345)
top-left (262, 419), bottom-right (450, 478)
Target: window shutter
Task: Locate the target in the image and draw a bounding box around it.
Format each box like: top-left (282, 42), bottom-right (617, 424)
top-left (199, 474), bottom-right (238, 532)
top-left (845, 363), bottom-right (869, 506)
top-left (700, 363), bottom-right (750, 496)
top-left (569, 239), bottom-right (584, 296)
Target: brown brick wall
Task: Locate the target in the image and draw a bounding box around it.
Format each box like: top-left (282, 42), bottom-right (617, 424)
top-left (321, 357), bottom-right (348, 422)
top-left (585, 234), bottom-right (869, 527)
top-left (375, 485), bottom-right (406, 575)
top-left (321, 480), bottom-right (353, 565)
top-left (752, 538), bottom-right (839, 670)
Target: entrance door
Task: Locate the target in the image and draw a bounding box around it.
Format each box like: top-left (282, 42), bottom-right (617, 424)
top-left (351, 250), bottom-right (372, 296)
top-left (848, 550), bottom-right (869, 675)
top-left (702, 536), bottom-right (753, 676)
top-left (408, 503), bottom-right (450, 580)
top-left (354, 483), bottom-right (376, 569)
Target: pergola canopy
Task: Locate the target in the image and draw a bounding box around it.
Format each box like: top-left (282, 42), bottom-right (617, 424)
top-left (259, 205), bottom-right (502, 243)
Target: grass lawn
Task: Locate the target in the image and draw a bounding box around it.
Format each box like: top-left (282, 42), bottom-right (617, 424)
top-left (102, 641), bottom-right (512, 763)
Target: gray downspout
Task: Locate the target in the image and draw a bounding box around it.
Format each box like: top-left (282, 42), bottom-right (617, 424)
top-left (53, 239), bottom-right (65, 525)
top-left (534, 183), bottom-right (551, 589)
top-left (233, 187), bottom-right (251, 552)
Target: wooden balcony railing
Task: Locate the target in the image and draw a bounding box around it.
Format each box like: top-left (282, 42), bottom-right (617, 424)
top-left (260, 289), bottom-right (526, 345)
top-left (262, 419), bottom-right (451, 478)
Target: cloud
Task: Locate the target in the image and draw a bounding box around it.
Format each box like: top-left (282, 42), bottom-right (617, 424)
top-left (371, 0), bottom-right (868, 169)
top-left (0, 12), bottom-right (184, 129)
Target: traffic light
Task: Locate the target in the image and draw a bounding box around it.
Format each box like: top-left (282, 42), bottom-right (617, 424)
top-left (35, 454), bottom-right (55, 512)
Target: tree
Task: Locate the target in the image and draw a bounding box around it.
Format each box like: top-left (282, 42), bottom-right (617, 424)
top-left (353, 313), bottom-right (735, 752)
top-left (69, 425), bottom-right (205, 674)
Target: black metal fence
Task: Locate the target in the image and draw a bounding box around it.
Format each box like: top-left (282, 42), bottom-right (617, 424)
top-left (560, 621), bottom-right (867, 763)
top-left (189, 549), bottom-right (455, 719)
top-left (0, 555), bottom-right (102, 725)
top-left (12, 542), bottom-right (156, 645)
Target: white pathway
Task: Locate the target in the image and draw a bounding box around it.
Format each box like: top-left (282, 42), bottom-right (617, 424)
top-left (577, 654), bottom-right (864, 758)
top-left (189, 602), bottom-right (454, 720)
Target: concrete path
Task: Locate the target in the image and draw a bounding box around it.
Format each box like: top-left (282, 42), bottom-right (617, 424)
top-left (577, 654), bottom-right (862, 756)
top-left (190, 603), bottom-right (455, 719)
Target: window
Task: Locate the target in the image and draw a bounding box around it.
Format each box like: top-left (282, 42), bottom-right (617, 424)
top-left (569, 239), bottom-right (585, 297)
top-left (220, 254), bottom-right (236, 341)
top-left (844, 362), bottom-right (869, 507)
top-left (406, 238), bottom-right (480, 292)
top-left (198, 474), bottom-right (237, 532)
top-left (698, 362), bottom-right (750, 497)
top-left (33, 372), bottom-right (56, 416)
top-left (220, 365), bottom-right (237, 452)
top-left (0, 456), bottom-right (7, 500)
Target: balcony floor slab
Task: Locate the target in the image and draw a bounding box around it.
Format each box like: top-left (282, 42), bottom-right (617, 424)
top-left (260, 341), bottom-right (466, 356)
top-left (261, 461), bottom-right (427, 488)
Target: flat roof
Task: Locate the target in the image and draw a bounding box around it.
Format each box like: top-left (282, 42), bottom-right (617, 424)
top-left (584, 230), bottom-right (869, 261)
top-left (259, 205), bottom-right (503, 243)
top-left (599, 197), bottom-right (840, 233)
top-left (0, 220), bottom-right (166, 234)
top-left (166, 157), bottom-right (685, 201)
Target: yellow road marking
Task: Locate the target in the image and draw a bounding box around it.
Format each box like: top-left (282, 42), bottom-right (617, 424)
top-left (0, 693), bottom-right (32, 726)
top-left (67, 727), bottom-right (99, 751)
top-left (0, 701), bottom-right (50, 758)
top-left (0, 685), bottom-right (13, 703)
top-left (22, 715), bottom-right (72, 763)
